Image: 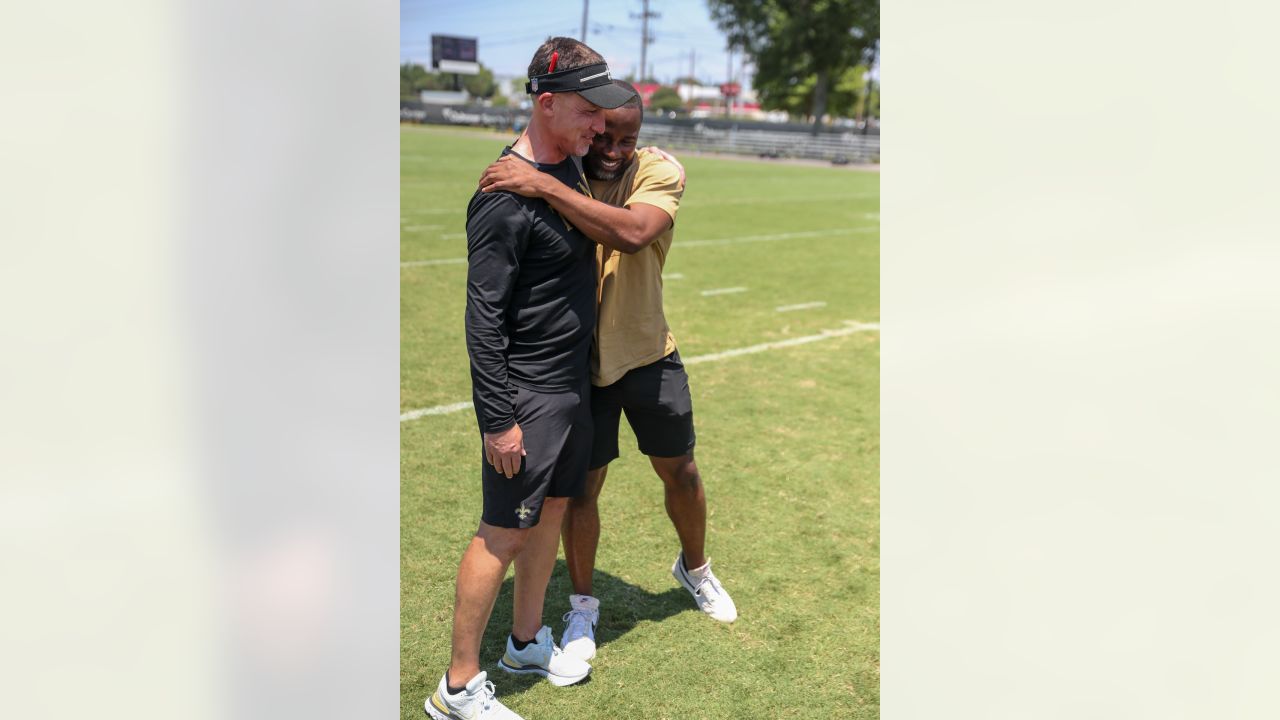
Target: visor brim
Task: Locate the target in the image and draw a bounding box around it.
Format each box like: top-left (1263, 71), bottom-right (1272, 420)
top-left (576, 82), bottom-right (637, 110)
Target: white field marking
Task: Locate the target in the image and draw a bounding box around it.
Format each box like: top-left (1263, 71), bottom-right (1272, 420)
top-left (682, 192), bottom-right (878, 208)
top-left (400, 401), bottom-right (474, 422)
top-left (399, 226), bottom-right (875, 267)
top-left (683, 321), bottom-right (879, 365)
top-left (701, 286), bottom-right (748, 296)
top-left (402, 257), bottom-right (467, 267)
top-left (663, 272), bottom-right (685, 280)
top-left (399, 320), bottom-right (879, 422)
top-left (401, 224), bottom-right (444, 232)
top-left (680, 226), bottom-right (875, 248)
top-left (440, 232), bottom-right (467, 240)
top-left (776, 301), bottom-right (827, 312)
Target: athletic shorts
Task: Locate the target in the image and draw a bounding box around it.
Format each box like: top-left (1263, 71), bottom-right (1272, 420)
top-left (589, 350), bottom-right (696, 470)
top-left (477, 382), bottom-right (591, 529)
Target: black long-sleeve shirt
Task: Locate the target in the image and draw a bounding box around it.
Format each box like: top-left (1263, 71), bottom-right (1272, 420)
top-left (465, 148), bottom-right (596, 433)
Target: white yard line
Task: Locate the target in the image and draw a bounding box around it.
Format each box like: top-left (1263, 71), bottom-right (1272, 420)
top-left (401, 224), bottom-right (444, 232)
top-left (701, 286), bottom-right (748, 296)
top-left (679, 226), bottom-right (875, 248)
top-left (663, 273), bottom-right (685, 280)
top-left (400, 225), bottom-right (875, 268)
top-left (400, 320), bottom-right (880, 423)
top-left (776, 301), bottom-right (827, 312)
top-left (683, 321), bottom-right (879, 365)
top-left (683, 192), bottom-right (878, 208)
top-left (400, 401), bottom-right (474, 422)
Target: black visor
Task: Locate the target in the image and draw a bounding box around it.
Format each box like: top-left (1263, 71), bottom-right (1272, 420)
top-left (525, 62), bottom-right (636, 109)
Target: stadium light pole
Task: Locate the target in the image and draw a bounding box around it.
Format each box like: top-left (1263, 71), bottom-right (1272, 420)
top-left (581, 0), bottom-right (589, 41)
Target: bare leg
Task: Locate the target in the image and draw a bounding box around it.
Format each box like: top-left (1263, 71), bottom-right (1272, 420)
top-left (561, 466), bottom-right (609, 596)
top-left (511, 497), bottom-right (570, 641)
top-left (650, 454), bottom-right (707, 569)
top-left (447, 523), bottom-right (529, 686)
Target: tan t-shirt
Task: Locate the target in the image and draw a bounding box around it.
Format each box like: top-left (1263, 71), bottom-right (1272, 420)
top-left (587, 150), bottom-right (684, 387)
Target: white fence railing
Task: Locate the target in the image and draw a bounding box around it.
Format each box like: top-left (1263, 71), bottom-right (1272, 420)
top-left (638, 122), bottom-right (879, 163)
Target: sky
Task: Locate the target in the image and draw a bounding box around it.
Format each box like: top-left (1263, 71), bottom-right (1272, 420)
top-left (400, 0), bottom-right (751, 88)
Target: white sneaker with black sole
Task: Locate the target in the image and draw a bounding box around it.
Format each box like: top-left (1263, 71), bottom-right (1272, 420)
top-left (560, 594), bottom-right (599, 661)
top-left (497, 625), bottom-right (591, 686)
top-left (424, 670), bottom-right (523, 720)
top-left (672, 553), bottom-right (738, 622)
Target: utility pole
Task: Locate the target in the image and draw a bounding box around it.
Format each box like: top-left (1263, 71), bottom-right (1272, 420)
top-left (631, 0), bottom-right (659, 82)
top-left (689, 47), bottom-right (695, 82)
top-left (580, 0), bottom-right (589, 42)
top-left (725, 45), bottom-right (733, 118)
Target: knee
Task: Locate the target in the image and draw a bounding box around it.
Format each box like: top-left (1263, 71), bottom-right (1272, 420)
top-left (569, 487), bottom-right (601, 510)
top-left (664, 462), bottom-right (701, 493)
top-left (481, 527), bottom-right (530, 562)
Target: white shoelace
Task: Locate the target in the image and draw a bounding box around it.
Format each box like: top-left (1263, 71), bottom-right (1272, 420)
top-left (562, 609), bottom-right (595, 640)
top-left (695, 571), bottom-right (725, 606)
top-left (479, 680), bottom-right (497, 712)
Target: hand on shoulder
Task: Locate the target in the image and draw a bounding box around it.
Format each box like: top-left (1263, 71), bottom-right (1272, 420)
top-left (639, 146), bottom-right (686, 189)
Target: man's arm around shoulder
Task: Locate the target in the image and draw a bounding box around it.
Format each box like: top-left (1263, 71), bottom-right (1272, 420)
top-left (477, 155), bottom-right (676, 254)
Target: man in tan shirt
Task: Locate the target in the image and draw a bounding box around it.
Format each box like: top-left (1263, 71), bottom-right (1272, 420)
top-left (479, 80), bottom-right (737, 664)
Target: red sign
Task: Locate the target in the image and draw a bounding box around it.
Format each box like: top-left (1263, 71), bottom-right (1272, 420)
top-left (720, 82), bottom-right (741, 97)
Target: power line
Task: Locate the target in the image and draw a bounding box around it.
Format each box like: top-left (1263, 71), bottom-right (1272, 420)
top-left (630, 0), bottom-right (659, 81)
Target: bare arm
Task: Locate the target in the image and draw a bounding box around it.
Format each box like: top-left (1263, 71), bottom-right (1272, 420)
top-left (478, 156), bottom-right (671, 254)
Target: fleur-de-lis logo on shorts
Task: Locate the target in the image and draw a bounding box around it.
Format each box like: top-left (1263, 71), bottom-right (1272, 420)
top-left (515, 503), bottom-right (533, 521)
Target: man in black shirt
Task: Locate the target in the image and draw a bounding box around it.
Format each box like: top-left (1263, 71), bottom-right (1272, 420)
top-left (424, 37), bottom-right (634, 720)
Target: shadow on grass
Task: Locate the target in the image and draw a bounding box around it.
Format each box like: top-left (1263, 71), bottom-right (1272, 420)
top-left (478, 559), bottom-right (690, 697)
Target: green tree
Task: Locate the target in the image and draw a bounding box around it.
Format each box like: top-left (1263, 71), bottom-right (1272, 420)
top-left (709, 0), bottom-right (879, 133)
top-left (649, 86), bottom-right (684, 113)
top-left (399, 62), bottom-right (498, 101)
top-left (758, 64), bottom-right (874, 119)
top-left (462, 64), bottom-right (497, 99)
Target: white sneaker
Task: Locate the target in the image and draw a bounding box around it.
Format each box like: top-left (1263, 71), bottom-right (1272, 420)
top-left (424, 670), bottom-right (523, 720)
top-left (497, 625), bottom-right (591, 686)
top-left (560, 594), bottom-right (599, 661)
top-left (672, 553), bottom-right (738, 623)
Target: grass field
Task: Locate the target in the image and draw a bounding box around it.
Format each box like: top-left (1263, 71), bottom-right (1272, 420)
top-left (401, 124), bottom-right (879, 719)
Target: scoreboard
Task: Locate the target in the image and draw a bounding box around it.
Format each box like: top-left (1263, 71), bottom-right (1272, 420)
top-left (432, 35), bottom-right (479, 76)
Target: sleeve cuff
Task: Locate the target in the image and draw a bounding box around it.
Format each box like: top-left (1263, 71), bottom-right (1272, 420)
top-left (484, 416), bottom-right (516, 435)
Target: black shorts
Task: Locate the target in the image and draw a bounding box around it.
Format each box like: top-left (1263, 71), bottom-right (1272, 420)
top-left (590, 350), bottom-right (696, 470)
top-left (477, 382), bottom-right (591, 529)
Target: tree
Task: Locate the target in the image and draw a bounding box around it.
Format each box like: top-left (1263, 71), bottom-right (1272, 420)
top-left (462, 64), bottom-right (498, 99)
top-left (708, 0), bottom-right (878, 133)
top-left (757, 63), bottom-right (874, 119)
top-left (399, 62), bottom-right (498, 101)
top-left (649, 86), bottom-right (684, 113)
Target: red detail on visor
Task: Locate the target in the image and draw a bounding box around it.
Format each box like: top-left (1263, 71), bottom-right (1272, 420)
top-left (548, 51), bottom-right (559, 73)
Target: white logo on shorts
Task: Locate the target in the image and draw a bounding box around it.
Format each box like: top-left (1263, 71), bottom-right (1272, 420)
top-left (515, 503), bottom-right (533, 521)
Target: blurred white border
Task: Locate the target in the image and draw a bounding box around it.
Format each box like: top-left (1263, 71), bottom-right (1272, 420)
top-left (1, 1), bottom-right (398, 718)
top-left (884, 1), bottom-right (1280, 717)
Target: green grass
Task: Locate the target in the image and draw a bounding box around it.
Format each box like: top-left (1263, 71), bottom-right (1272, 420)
top-left (402, 124), bottom-right (879, 719)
